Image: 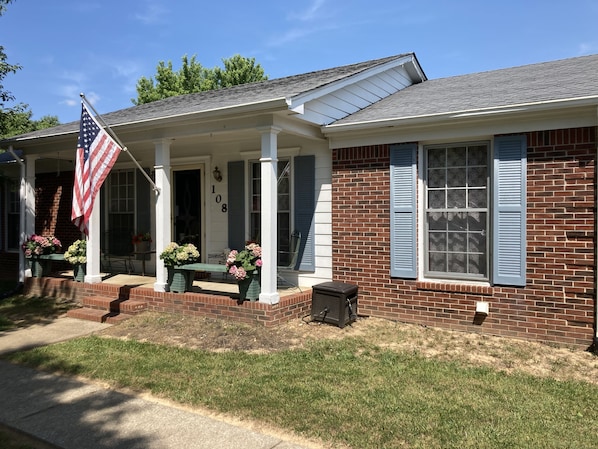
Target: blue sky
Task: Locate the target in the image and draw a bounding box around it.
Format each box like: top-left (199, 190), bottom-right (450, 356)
top-left (3, 0), bottom-right (598, 123)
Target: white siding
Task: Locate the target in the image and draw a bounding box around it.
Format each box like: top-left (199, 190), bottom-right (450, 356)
top-left (298, 65), bottom-right (416, 125)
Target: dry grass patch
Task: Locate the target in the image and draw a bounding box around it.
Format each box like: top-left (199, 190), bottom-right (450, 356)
top-left (99, 312), bottom-right (598, 384)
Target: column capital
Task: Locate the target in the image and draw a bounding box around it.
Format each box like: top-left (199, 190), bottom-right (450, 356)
top-left (256, 125), bottom-right (283, 135)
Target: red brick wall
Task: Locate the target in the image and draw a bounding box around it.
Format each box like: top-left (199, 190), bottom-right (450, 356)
top-left (23, 276), bottom-right (314, 327)
top-left (35, 171), bottom-right (81, 249)
top-left (0, 171), bottom-right (79, 277)
top-left (332, 127), bottom-right (597, 348)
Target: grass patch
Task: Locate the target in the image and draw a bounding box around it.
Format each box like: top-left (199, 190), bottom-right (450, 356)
top-left (7, 336), bottom-right (598, 449)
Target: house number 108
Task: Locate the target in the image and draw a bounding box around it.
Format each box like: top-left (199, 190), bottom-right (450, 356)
top-left (212, 186), bottom-right (227, 212)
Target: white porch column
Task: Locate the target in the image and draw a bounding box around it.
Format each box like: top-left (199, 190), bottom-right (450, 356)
top-left (11, 149), bottom-right (26, 282)
top-left (24, 155), bottom-right (36, 239)
top-left (258, 126), bottom-right (281, 305)
top-left (84, 198), bottom-right (102, 283)
top-left (23, 155), bottom-right (36, 279)
top-left (154, 139), bottom-right (172, 292)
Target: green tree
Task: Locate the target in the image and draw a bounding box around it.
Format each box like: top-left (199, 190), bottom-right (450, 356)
top-left (214, 54), bottom-right (267, 88)
top-left (0, 0), bottom-right (60, 140)
top-left (1, 104), bottom-right (60, 138)
top-left (0, 0), bottom-right (21, 129)
top-left (133, 54), bottom-right (267, 105)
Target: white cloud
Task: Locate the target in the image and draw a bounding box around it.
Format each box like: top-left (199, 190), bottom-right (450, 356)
top-left (58, 84), bottom-right (83, 107)
top-left (288, 0), bottom-right (326, 22)
top-left (56, 70), bottom-right (103, 110)
top-left (266, 0), bottom-right (338, 47)
top-left (134, 1), bottom-right (169, 25)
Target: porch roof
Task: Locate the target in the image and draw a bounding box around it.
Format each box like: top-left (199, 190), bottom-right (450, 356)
top-left (326, 53), bottom-right (598, 131)
top-left (1, 53), bottom-right (423, 146)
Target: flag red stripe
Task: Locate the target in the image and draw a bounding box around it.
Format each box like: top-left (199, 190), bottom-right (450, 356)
top-left (71, 104), bottom-right (122, 235)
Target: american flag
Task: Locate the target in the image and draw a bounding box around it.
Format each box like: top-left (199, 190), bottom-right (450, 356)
top-left (71, 103), bottom-right (122, 235)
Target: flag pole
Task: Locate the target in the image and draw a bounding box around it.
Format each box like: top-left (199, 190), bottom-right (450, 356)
top-left (79, 93), bottom-right (161, 195)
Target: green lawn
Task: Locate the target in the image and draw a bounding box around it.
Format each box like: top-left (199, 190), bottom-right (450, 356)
top-left (7, 335), bottom-right (598, 449)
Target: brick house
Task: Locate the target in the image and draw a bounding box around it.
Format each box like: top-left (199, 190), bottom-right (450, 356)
top-left (1, 53), bottom-right (597, 348)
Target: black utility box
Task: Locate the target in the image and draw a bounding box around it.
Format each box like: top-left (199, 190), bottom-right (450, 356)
top-left (311, 281), bottom-right (358, 328)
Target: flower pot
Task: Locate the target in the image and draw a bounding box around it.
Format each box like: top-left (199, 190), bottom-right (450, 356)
top-left (135, 241), bottom-right (151, 260)
top-left (73, 263), bottom-right (86, 282)
top-left (167, 267), bottom-right (191, 293)
top-left (29, 258), bottom-right (51, 278)
top-left (238, 271), bottom-right (260, 302)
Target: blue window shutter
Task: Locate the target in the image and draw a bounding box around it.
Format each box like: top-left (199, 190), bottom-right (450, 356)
top-left (390, 143), bottom-right (417, 278)
top-left (493, 135), bottom-right (527, 286)
top-left (227, 161), bottom-right (245, 250)
top-left (294, 155), bottom-right (315, 271)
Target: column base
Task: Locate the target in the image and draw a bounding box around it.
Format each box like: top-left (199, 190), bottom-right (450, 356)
top-left (83, 274), bottom-right (103, 284)
top-left (259, 291), bottom-right (280, 305)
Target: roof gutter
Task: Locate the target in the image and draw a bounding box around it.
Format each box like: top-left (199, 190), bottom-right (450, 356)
top-left (322, 95), bottom-right (598, 134)
top-left (1, 97), bottom-right (291, 147)
top-left (7, 145), bottom-right (24, 167)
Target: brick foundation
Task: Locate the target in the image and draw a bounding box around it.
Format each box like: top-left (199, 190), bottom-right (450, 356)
top-left (23, 276), bottom-right (313, 327)
top-left (332, 127), bottom-right (597, 348)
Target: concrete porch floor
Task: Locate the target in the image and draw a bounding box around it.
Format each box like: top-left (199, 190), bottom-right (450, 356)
top-left (55, 269), bottom-right (303, 297)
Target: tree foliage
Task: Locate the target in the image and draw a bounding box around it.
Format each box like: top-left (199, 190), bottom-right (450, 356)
top-left (1, 104), bottom-right (60, 138)
top-left (1, 0), bottom-right (20, 113)
top-left (0, 0), bottom-right (60, 140)
top-left (133, 54), bottom-right (267, 105)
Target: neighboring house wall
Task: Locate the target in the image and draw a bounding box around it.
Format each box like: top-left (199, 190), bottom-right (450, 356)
top-left (332, 126), bottom-right (596, 347)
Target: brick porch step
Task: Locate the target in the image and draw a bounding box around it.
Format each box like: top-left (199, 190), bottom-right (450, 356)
top-left (66, 295), bottom-right (148, 324)
top-left (66, 307), bottom-right (134, 324)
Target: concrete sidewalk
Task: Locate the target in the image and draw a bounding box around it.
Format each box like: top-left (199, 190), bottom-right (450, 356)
top-left (0, 318), bottom-right (317, 449)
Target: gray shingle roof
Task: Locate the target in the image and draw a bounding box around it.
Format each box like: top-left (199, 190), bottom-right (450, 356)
top-left (330, 53), bottom-right (598, 126)
top-left (3, 54), bottom-right (411, 143)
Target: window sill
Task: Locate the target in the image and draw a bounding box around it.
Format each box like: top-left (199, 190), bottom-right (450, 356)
top-left (416, 280), bottom-right (493, 296)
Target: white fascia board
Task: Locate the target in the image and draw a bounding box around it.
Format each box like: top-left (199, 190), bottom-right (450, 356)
top-left (2, 98), bottom-right (291, 146)
top-left (327, 104), bottom-right (598, 149)
top-left (286, 55), bottom-right (421, 111)
top-left (323, 96), bottom-right (598, 135)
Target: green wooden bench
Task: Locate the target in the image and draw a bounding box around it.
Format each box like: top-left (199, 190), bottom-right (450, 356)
top-left (176, 263), bottom-right (227, 273)
top-left (173, 263), bottom-right (229, 287)
top-left (39, 253), bottom-right (66, 261)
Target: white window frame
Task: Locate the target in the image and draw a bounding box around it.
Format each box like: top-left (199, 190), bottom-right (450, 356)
top-left (249, 158), bottom-right (293, 256)
top-left (419, 141), bottom-right (491, 283)
top-left (107, 169), bottom-right (136, 231)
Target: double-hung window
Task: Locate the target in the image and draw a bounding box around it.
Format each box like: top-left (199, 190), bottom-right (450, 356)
top-left (425, 143), bottom-right (489, 281)
top-left (107, 169), bottom-right (135, 231)
top-left (227, 155), bottom-right (315, 272)
top-left (250, 159), bottom-right (292, 262)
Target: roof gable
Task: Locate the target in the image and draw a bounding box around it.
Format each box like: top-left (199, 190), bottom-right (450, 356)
top-left (328, 54), bottom-right (598, 128)
top-left (289, 54), bottom-right (425, 125)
